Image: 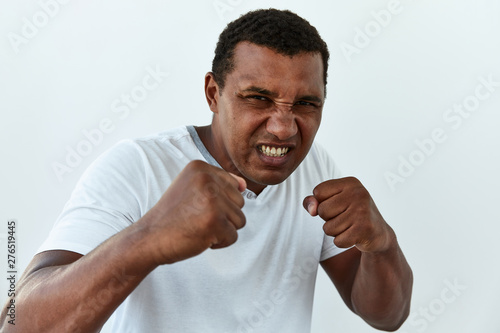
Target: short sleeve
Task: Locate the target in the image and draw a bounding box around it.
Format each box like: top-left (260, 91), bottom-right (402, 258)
top-left (320, 235), bottom-right (354, 261)
top-left (37, 140), bottom-right (148, 255)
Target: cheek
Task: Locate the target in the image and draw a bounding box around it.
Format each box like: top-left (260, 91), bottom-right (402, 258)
top-left (233, 112), bottom-right (267, 136)
top-left (297, 115), bottom-right (321, 141)
top-left (221, 118), bottom-right (251, 151)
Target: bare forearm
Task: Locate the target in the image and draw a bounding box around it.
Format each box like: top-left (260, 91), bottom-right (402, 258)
top-left (1, 222), bottom-right (157, 333)
top-left (0, 161), bottom-right (247, 332)
top-left (351, 235), bottom-right (413, 331)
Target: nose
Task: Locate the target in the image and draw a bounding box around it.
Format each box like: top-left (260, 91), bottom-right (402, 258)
top-left (265, 108), bottom-right (298, 141)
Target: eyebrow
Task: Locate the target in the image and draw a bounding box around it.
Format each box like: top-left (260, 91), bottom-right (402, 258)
top-left (241, 86), bottom-right (276, 97)
top-left (240, 86), bottom-right (323, 104)
top-left (298, 95), bottom-right (323, 104)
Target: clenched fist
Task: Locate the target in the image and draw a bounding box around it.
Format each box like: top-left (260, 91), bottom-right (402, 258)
top-left (303, 177), bottom-right (395, 253)
top-left (139, 160), bottom-right (247, 265)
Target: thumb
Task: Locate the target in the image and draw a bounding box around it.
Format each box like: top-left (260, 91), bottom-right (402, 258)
top-left (229, 173), bottom-right (247, 192)
top-left (303, 196), bottom-right (319, 216)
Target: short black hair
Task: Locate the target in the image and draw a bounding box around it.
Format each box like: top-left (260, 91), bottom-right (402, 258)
top-left (212, 8), bottom-right (329, 94)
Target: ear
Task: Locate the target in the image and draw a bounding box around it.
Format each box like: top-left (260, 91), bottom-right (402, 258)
top-left (204, 72), bottom-right (220, 114)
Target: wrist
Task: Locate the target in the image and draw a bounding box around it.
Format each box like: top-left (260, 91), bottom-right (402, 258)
top-left (364, 226), bottom-right (398, 257)
top-left (124, 215), bottom-right (164, 272)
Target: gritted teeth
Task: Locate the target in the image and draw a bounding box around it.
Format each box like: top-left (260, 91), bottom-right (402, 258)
top-left (259, 145), bottom-right (290, 157)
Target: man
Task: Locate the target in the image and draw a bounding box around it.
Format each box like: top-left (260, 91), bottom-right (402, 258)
top-left (1, 9), bottom-right (412, 332)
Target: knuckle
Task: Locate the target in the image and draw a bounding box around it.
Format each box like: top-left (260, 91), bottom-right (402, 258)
top-left (313, 181), bottom-right (329, 198)
top-left (333, 236), bottom-right (347, 248)
top-left (236, 195), bottom-right (245, 208)
top-left (238, 213), bottom-right (246, 228)
top-left (357, 188), bottom-right (370, 201)
top-left (317, 204), bottom-right (326, 219)
top-left (322, 221), bottom-right (333, 235)
top-left (193, 171), bottom-right (214, 185)
top-left (312, 186), bottom-right (321, 198)
top-left (216, 226), bottom-right (238, 248)
top-left (186, 159), bottom-right (206, 171)
top-left (345, 176), bottom-right (360, 184)
top-left (227, 231), bottom-right (238, 245)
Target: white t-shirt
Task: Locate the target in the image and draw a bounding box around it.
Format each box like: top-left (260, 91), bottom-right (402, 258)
top-left (38, 126), bottom-right (349, 333)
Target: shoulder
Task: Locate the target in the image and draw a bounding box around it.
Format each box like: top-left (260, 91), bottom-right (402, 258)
top-left (77, 126), bottom-right (195, 188)
top-left (94, 126), bottom-right (194, 167)
top-left (122, 125), bottom-right (194, 156)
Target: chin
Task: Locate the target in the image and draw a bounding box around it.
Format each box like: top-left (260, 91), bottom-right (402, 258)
top-left (249, 171), bottom-right (292, 186)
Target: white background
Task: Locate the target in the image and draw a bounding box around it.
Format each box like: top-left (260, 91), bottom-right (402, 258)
top-left (1, 0), bottom-right (499, 332)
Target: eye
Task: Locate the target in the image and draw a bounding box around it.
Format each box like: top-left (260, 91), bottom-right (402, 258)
top-left (249, 95), bottom-right (269, 101)
top-left (295, 100), bottom-right (316, 107)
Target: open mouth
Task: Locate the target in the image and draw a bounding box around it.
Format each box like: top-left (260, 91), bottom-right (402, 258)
top-left (258, 145), bottom-right (290, 157)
